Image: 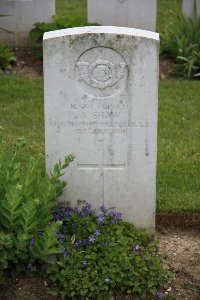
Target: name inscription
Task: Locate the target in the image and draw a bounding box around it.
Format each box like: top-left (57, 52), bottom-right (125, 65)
top-left (50, 100), bottom-right (148, 135)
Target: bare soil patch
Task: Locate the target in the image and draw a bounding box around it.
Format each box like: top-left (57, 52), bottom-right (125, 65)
top-left (158, 230), bottom-right (200, 300)
top-left (1, 47), bottom-right (43, 78)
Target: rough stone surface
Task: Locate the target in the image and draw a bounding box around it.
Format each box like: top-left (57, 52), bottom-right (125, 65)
top-left (44, 26), bottom-right (159, 231)
top-left (182, 0), bottom-right (200, 17)
top-left (87, 0), bottom-right (157, 32)
top-left (0, 0), bottom-right (55, 46)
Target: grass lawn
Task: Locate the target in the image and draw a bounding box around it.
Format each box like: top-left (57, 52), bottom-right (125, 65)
top-left (157, 80), bottom-right (200, 212)
top-left (0, 75), bottom-right (199, 212)
top-left (56, 0), bottom-right (87, 22)
top-left (0, 76), bottom-right (44, 159)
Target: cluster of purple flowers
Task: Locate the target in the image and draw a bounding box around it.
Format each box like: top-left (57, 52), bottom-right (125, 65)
top-left (109, 211), bottom-right (123, 219)
top-left (109, 211), bottom-right (123, 224)
top-left (53, 204), bottom-right (96, 222)
top-left (52, 204), bottom-right (124, 271)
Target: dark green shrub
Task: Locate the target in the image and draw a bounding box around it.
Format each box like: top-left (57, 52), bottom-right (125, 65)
top-left (0, 127), bottom-right (74, 282)
top-left (0, 43), bottom-right (16, 70)
top-left (160, 2), bottom-right (200, 78)
top-left (44, 201), bottom-right (173, 300)
top-left (30, 16), bottom-right (98, 59)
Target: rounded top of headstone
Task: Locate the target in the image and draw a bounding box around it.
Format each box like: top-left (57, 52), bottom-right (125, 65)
top-left (43, 26), bottom-right (159, 42)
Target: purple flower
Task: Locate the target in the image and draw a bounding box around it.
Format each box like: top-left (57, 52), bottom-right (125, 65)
top-left (81, 204), bottom-right (93, 217)
top-left (53, 214), bottom-right (60, 221)
top-left (27, 263), bottom-right (32, 270)
top-left (71, 223), bottom-right (77, 227)
top-left (100, 205), bottom-right (106, 213)
top-left (74, 240), bottom-right (81, 248)
top-left (105, 277), bottom-right (110, 284)
top-left (64, 211), bottom-right (71, 217)
top-left (94, 229), bottom-right (101, 236)
top-left (89, 235), bottom-right (96, 243)
top-left (96, 215), bottom-right (106, 223)
top-left (62, 250), bottom-right (69, 257)
top-left (109, 211), bottom-right (123, 219)
top-left (72, 207), bottom-right (80, 215)
top-left (109, 211), bottom-right (116, 218)
top-left (133, 245), bottom-right (140, 251)
top-left (82, 259), bottom-right (88, 266)
top-left (156, 291), bottom-right (165, 299)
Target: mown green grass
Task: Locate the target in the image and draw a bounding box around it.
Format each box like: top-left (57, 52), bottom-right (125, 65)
top-left (157, 80), bottom-right (200, 212)
top-left (0, 75), bottom-right (199, 212)
top-left (0, 76), bottom-right (44, 159)
top-left (56, 0), bottom-right (87, 22)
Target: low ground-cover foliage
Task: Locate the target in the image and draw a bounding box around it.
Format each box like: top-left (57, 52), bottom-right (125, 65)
top-left (0, 127), bottom-right (74, 283)
top-left (161, 5), bottom-right (200, 78)
top-left (44, 201), bottom-right (172, 299)
top-left (0, 43), bottom-right (16, 70)
top-left (0, 130), bottom-right (172, 299)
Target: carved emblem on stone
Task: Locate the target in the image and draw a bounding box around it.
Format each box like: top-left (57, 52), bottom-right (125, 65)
top-left (76, 60), bottom-right (126, 89)
top-left (75, 47), bottom-right (128, 97)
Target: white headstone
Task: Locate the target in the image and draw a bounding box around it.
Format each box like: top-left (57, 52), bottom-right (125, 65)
top-left (0, 0), bottom-right (55, 46)
top-left (87, 0), bottom-right (157, 32)
top-left (182, 0), bottom-right (200, 17)
top-left (44, 26), bottom-right (159, 232)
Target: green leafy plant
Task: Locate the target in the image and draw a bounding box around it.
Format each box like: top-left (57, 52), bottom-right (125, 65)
top-left (0, 127), bottom-right (74, 282)
top-left (0, 43), bottom-right (16, 70)
top-left (160, 1), bottom-right (200, 78)
top-left (44, 201), bottom-right (173, 300)
top-left (30, 16), bottom-right (98, 59)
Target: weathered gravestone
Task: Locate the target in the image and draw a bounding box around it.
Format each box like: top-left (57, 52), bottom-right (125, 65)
top-left (87, 0), bottom-right (157, 32)
top-left (44, 26), bottom-right (159, 231)
top-left (0, 0), bottom-right (55, 46)
top-left (182, 0), bottom-right (200, 17)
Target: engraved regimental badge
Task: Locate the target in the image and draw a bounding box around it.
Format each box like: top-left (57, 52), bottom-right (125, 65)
top-left (75, 47), bottom-right (127, 98)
